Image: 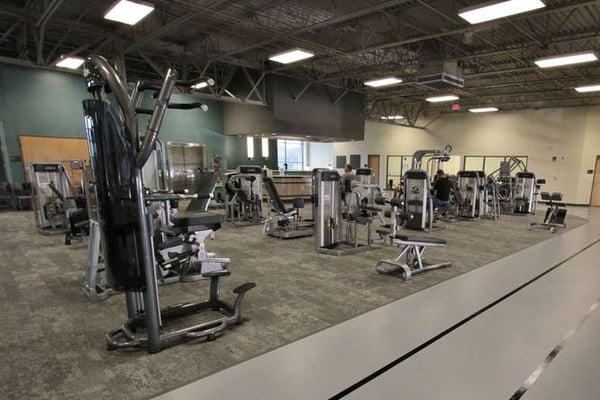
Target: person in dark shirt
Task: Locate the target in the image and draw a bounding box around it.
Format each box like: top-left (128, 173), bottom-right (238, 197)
top-left (432, 169), bottom-right (451, 210)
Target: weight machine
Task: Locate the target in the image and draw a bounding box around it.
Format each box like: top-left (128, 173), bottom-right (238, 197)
top-left (262, 176), bottom-right (313, 239)
top-left (225, 165), bottom-right (263, 225)
top-left (28, 162), bottom-right (83, 235)
top-left (82, 55), bottom-right (254, 353)
top-left (455, 170), bottom-right (486, 219)
top-left (529, 192), bottom-right (567, 233)
top-left (315, 170), bottom-right (374, 255)
top-left (403, 145), bottom-right (452, 231)
top-left (513, 171), bottom-right (537, 214)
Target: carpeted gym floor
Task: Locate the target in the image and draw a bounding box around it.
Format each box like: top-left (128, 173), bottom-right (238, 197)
top-left (0, 210), bottom-right (587, 400)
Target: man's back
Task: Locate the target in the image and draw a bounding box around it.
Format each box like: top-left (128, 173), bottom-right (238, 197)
top-left (433, 177), bottom-right (452, 201)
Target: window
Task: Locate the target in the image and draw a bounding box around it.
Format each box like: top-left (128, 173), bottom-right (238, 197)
top-left (246, 137), bottom-right (255, 159)
top-left (385, 155), bottom-right (413, 188)
top-left (463, 155), bottom-right (529, 176)
top-left (277, 140), bottom-right (305, 171)
top-left (261, 138), bottom-right (269, 158)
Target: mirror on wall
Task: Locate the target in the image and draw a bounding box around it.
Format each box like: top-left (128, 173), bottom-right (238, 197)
top-left (167, 143), bottom-right (206, 193)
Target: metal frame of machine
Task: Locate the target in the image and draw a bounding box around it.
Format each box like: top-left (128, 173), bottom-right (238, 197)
top-left (263, 176), bottom-right (313, 239)
top-left (375, 235), bottom-right (452, 280)
top-left (455, 170), bottom-right (485, 219)
top-left (28, 162), bottom-right (73, 234)
top-left (513, 171), bottom-right (538, 214)
top-left (225, 165), bottom-right (263, 225)
top-left (529, 192), bottom-right (567, 233)
top-left (82, 55), bottom-right (254, 353)
top-left (315, 169), bottom-right (374, 256)
top-left (403, 146), bottom-right (452, 232)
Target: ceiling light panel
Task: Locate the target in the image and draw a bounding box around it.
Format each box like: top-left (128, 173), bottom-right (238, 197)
top-left (104, 0), bottom-right (155, 25)
top-left (574, 84), bottom-right (600, 93)
top-left (469, 107), bottom-right (499, 113)
top-left (269, 49), bottom-right (314, 64)
top-left (426, 95), bottom-right (459, 103)
top-left (534, 52), bottom-right (598, 68)
top-left (364, 77), bottom-right (403, 87)
top-left (55, 57), bottom-right (85, 69)
top-left (459, 0), bottom-right (545, 24)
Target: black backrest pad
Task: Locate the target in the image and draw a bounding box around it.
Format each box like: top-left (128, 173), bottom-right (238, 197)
top-left (264, 177), bottom-right (286, 213)
top-left (83, 99), bottom-right (145, 290)
top-left (405, 170), bottom-right (428, 180)
top-left (458, 170), bottom-right (478, 178)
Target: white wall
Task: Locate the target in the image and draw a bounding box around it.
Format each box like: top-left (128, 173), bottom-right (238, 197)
top-left (334, 106), bottom-right (600, 204)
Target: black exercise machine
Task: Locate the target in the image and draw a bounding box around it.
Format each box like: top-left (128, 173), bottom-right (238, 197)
top-left (262, 177), bottom-right (313, 239)
top-left (82, 55), bottom-right (254, 353)
top-left (529, 192), bottom-right (567, 233)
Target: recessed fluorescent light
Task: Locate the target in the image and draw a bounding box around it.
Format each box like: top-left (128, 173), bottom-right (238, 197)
top-left (364, 77), bottom-right (403, 88)
top-left (534, 51), bottom-right (598, 68)
top-left (190, 78), bottom-right (215, 90)
top-left (469, 107), bottom-right (499, 113)
top-left (574, 84), bottom-right (600, 93)
top-left (104, 0), bottom-right (155, 25)
top-left (269, 48), bottom-right (314, 64)
top-left (55, 56), bottom-right (85, 70)
top-left (459, 0), bottom-right (546, 25)
top-left (426, 95), bottom-right (459, 103)
top-left (380, 115), bottom-right (404, 120)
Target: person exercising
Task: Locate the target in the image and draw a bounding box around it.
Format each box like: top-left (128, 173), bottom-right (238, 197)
top-left (432, 169), bottom-right (451, 210)
top-left (341, 164), bottom-right (355, 192)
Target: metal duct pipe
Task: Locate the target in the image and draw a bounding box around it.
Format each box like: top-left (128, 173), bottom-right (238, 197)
top-left (86, 55), bottom-right (138, 147)
top-left (135, 68), bottom-right (177, 168)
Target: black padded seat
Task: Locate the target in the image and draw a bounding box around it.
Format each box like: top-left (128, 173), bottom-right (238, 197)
top-left (171, 212), bottom-right (224, 229)
top-left (376, 228), bottom-right (391, 236)
top-left (157, 236), bottom-right (185, 250)
top-left (394, 235), bottom-right (447, 245)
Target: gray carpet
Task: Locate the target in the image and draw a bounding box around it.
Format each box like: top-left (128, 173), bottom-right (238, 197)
top-left (0, 210), bottom-right (587, 400)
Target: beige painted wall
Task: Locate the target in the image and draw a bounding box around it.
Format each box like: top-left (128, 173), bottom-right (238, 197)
top-left (334, 106), bottom-right (600, 204)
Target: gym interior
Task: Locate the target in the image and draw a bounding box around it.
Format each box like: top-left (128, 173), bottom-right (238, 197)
top-left (1, 1), bottom-right (600, 399)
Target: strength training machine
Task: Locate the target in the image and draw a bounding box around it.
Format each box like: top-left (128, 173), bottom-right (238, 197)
top-left (262, 176), bottom-right (313, 239)
top-left (529, 192), bottom-right (567, 233)
top-left (82, 55), bottom-right (254, 353)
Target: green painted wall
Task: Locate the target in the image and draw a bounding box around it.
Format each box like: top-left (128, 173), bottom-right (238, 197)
top-left (0, 62), bottom-right (225, 184)
top-left (0, 63), bottom-right (89, 183)
top-left (138, 93), bottom-right (224, 165)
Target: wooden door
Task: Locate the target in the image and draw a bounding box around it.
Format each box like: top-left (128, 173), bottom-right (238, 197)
top-left (19, 135), bottom-right (89, 184)
top-left (368, 154), bottom-right (380, 185)
top-left (592, 156), bottom-right (600, 207)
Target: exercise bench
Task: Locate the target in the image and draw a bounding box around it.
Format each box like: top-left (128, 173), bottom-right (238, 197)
top-left (376, 235), bottom-right (452, 280)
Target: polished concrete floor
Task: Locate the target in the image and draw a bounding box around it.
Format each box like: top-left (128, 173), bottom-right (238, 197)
top-left (0, 210), bottom-right (587, 400)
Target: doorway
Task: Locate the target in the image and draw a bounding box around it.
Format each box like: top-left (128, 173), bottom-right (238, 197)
top-left (368, 154), bottom-right (380, 185)
top-left (591, 156), bottom-right (600, 207)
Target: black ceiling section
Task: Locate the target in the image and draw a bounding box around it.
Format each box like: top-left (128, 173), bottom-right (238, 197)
top-left (1, 0), bottom-right (600, 129)
top-left (269, 74), bottom-right (365, 139)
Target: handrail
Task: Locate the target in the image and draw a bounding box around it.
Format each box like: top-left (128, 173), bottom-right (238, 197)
top-left (86, 55), bottom-right (138, 149)
top-left (135, 68), bottom-right (177, 168)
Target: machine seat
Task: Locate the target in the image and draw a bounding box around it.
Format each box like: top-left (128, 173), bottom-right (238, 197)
top-left (376, 228), bottom-right (391, 236)
top-left (394, 235), bottom-right (447, 245)
top-left (171, 212), bottom-right (224, 229)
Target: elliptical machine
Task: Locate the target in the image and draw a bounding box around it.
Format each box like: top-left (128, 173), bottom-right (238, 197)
top-left (82, 55), bottom-right (254, 353)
